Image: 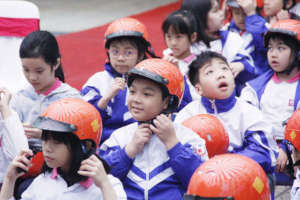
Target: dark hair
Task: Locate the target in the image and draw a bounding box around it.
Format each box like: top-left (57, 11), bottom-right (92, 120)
top-left (180, 0), bottom-right (215, 46)
top-left (162, 9), bottom-right (198, 41)
top-left (19, 30), bottom-right (65, 82)
top-left (41, 131), bottom-right (94, 186)
top-left (107, 36), bottom-right (158, 59)
top-left (265, 33), bottom-right (300, 71)
top-left (188, 51), bottom-right (229, 85)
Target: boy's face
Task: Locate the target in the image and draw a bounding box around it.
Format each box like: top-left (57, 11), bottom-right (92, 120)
top-left (127, 77), bottom-right (169, 122)
top-left (164, 26), bottom-right (194, 60)
top-left (195, 58), bottom-right (235, 100)
top-left (108, 40), bottom-right (141, 74)
top-left (231, 7), bottom-right (246, 31)
top-left (267, 38), bottom-right (292, 73)
top-left (264, 0), bottom-right (284, 17)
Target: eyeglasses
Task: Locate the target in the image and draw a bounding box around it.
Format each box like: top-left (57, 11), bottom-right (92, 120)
top-left (108, 48), bottom-right (138, 58)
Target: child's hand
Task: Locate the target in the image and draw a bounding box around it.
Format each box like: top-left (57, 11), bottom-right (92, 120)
top-left (109, 77), bottom-right (126, 97)
top-left (276, 148), bottom-right (288, 172)
top-left (229, 62), bottom-right (244, 77)
top-left (163, 54), bottom-right (179, 67)
top-left (276, 10), bottom-right (290, 21)
top-left (0, 88), bottom-right (12, 118)
top-left (150, 114), bottom-right (178, 150)
top-left (23, 123), bottom-right (42, 139)
top-left (125, 123), bottom-right (152, 158)
top-left (6, 149), bottom-right (33, 181)
top-left (237, 0), bottom-right (256, 16)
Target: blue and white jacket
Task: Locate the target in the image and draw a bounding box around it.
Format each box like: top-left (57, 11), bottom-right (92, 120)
top-left (241, 69), bottom-right (300, 153)
top-left (10, 82), bottom-right (81, 124)
top-left (175, 91), bottom-right (278, 174)
top-left (99, 122), bottom-right (208, 200)
top-left (81, 63), bottom-right (136, 143)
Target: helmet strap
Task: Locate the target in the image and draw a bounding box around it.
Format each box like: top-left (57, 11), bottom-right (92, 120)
top-left (284, 142), bottom-right (296, 179)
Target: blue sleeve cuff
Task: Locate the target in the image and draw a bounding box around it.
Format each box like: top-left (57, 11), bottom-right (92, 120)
top-left (120, 147), bottom-right (134, 165)
top-left (167, 142), bottom-right (183, 158)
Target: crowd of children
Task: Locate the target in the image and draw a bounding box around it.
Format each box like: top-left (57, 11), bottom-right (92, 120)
top-left (0, 0), bottom-right (299, 199)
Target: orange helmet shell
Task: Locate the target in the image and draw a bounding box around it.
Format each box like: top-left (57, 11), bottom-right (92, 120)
top-left (264, 19), bottom-right (300, 46)
top-left (127, 58), bottom-right (185, 112)
top-left (182, 114), bottom-right (229, 158)
top-left (104, 17), bottom-right (149, 48)
top-left (285, 108), bottom-right (300, 152)
top-left (186, 154), bottom-right (270, 200)
top-left (41, 98), bottom-right (102, 147)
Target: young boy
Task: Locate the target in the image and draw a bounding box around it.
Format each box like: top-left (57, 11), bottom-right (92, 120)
top-left (99, 58), bottom-right (208, 200)
top-left (175, 51), bottom-right (278, 198)
top-left (81, 17), bottom-right (157, 144)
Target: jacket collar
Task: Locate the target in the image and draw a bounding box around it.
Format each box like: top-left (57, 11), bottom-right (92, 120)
top-left (105, 62), bottom-right (123, 78)
top-left (201, 91), bottom-right (237, 114)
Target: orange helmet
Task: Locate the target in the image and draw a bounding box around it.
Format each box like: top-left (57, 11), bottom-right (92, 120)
top-left (127, 58), bottom-right (185, 113)
top-left (185, 154), bottom-right (270, 200)
top-left (182, 114), bottom-right (229, 158)
top-left (264, 19), bottom-right (300, 47)
top-left (285, 108), bottom-right (300, 152)
top-left (104, 17), bottom-right (150, 48)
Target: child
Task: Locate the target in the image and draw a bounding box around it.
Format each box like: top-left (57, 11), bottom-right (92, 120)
top-left (162, 9), bottom-right (200, 104)
top-left (240, 19), bottom-right (300, 185)
top-left (0, 88), bottom-right (28, 185)
top-left (81, 17), bottom-right (157, 143)
top-left (264, 0), bottom-right (300, 25)
top-left (174, 51), bottom-right (278, 198)
top-left (99, 58), bottom-right (208, 200)
top-left (184, 154), bottom-right (271, 200)
top-left (0, 98), bottom-right (126, 200)
top-left (284, 108), bottom-right (300, 199)
top-left (10, 30), bottom-right (81, 139)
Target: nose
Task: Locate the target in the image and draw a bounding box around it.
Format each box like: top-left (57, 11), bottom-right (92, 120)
top-left (217, 70), bottom-right (225, 80)
top-left (28, 72), bottom-right (38, 81)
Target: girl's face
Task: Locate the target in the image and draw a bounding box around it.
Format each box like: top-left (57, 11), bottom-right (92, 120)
top-left (267, 38), bottom-right (293, 73)
top-left (206, 0), bottom-right (224, 39)
top-left (195, 58), bottom-right (235, 100)
top-left (165, 26), bottom-right (195, 60)
top-left (127, 77), bottom-right (169, 122)
top-left (22, 57), bottom-right (58, 94)
top-left (108, 40), bottom-right (142, 74)
top-left (264, 0), bottom-right (284, 17)
top-left (231, 7), bottom-right (246, 31)
top-left (42, 135), bottom-right (72, 173)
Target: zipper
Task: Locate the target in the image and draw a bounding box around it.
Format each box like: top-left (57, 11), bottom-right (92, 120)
top-left (210, 99), bottom-right (218, 114)
top-left (144, 143), bottom-right (150, 200)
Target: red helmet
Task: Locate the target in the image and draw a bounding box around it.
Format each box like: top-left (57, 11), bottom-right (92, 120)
top-left (127, 58), bottom-right (185, 113)
top-left (264, 19), bottom-right (300, 47)
top-left (104, 17), bottom-right (150, 48)
top-left (182, 114), bottom-right (229, 158)
top-left (185, 154), bottom-right (270, 200)
top-left (285, 108), bottom-right (300, 152)
top-left (24, 98), bottom-right (102, 178)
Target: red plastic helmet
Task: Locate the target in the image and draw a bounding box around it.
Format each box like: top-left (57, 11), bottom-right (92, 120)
top-left (127, 58), bottom-right (185, 113)
top-left (182, 114), bottom-right (229, 158)
top-left (264, 19), bottom-right (300, 47)
top-left (185, 154), bottom-right (270, 200)
top-left (104, 17), bottom-right (150, 48)
top-left (23, 98), bottom-right (102, 178)
top-left (285, 108), bottom-right (300, 152)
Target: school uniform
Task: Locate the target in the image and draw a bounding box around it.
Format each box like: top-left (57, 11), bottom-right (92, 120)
top-left (0, 111), bottom-right (28, 183)
top-left (99, 122), bottom-right (208, 200)
top-left (17, 168), bottom-right (127, 200)
top-left (175, 91), bottom-right (278, 174)
top-left (81, 63), bottom-right (136, 143)
top-left (291, 170), bottom-right (300, 200)
top-left (10, 78), bottom-right (81, 124)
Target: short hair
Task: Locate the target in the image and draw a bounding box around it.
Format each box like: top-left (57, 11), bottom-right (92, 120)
top-left (188, 51), bottom-right (229, 86)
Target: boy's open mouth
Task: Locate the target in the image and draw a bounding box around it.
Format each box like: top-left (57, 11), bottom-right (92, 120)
top-left (218, 82), bottom-right (228, 89)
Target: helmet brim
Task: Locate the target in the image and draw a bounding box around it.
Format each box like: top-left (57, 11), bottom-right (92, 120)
top-left (127, 68), bottom-right (169, 87)
top-left (33, 116), bottom-right (77, 133)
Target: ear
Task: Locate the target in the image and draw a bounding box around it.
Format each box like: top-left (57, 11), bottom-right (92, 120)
top-left (286, 0), bottom-right (293, 9)
top-left (194, 83), bottom-right (203, 96)
top-left (163, 96), bottom-right (170, 110)
top-left (191, 32), bottom-right (197, 43)
top-left (53, 58), bottom-right (61, 71)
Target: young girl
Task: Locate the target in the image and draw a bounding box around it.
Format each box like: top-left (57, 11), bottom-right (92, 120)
top-left (0, 88), bottom-right (28, 185)
top-left (240, 19), bottom-right (300, 185)
top-left (81, 17), bottom-right (157, 143)
top-left (0, 98), bottom-right (126, 200)
top-left (162, 9), bottom-right (200, 103)
top-left (10, 30), bottom-right (81, 139)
